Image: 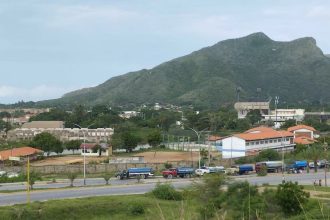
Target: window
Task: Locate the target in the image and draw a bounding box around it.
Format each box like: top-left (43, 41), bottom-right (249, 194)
top-left (265, 140), bottom-right (268, 144)
top-left (274, 139), bottom-right (277, 143)
top-left (260, 141), bottom-right (264, 144)
top-left (256, 141), bottom-right (259, 145)
top-left (286, 138), bottom-right (289, 141)
top-left (246, 142), bottom-right (249, 146)
top-left (269, 140), bottom-right (273, 143)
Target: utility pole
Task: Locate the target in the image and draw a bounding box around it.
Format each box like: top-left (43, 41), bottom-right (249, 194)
top-left (188, 127), bottom-right (208, 168)
top-left (324, 140), bottom-right (328, 186)
top-left (275, 96), bottom-right (279, 129)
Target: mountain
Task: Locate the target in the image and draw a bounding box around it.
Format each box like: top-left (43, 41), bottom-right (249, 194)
top-left (40, 32), bottom-right (330, 109)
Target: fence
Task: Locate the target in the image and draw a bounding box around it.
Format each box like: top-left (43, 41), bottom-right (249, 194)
top-left (2, 160), bottom-right (197, 174)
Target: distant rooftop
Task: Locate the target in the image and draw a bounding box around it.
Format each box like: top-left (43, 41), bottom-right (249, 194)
top-left (22, 121), bottom-right (65, 129)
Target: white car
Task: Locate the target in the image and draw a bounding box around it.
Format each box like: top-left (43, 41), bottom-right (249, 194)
top-left (7, 172), bottom-right (19, 178)
top-left (0, 171), bottom-right (6, 177)
top-left (195, 168), bottom-right (210, 176)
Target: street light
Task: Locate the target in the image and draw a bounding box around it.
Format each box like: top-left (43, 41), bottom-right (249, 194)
top-left (74, 123), bottom-right (94, 186)
top-left (187, 127), bottom-right (208, 168)
top-left (275, 96), bottom-right (279, 129)
top-left (324, 140), bottom-right (328, 187)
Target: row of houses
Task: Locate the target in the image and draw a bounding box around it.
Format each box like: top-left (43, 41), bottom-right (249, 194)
top-left (7, 121), bottom-right (114, 143)
top-left (215, 125), bottom-right (317, 159)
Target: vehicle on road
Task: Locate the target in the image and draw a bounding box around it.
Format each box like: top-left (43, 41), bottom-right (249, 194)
top-left (162, 167), bottom-right (194, 178)
top-left (231, 165), bottom-right (254, 175)
top-left (195, 166), bottom-right (226, 176)
top-left (255, 161), bottom-right (283, 173)
top-left (195, 168), bottom-right (210, 176)
top-left (116, 167), bottom-right (154, 180)
top-left (286, 160), bottom-right (308, 174)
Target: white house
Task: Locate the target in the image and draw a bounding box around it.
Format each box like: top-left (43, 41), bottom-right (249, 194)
top-left (287, 125), bottom-right (318, 145)
top-left (221, 127), bottom-right (295, 158)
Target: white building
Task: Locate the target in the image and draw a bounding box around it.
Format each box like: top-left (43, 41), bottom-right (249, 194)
top-left (221, 127), bottom-right (295, 158)
top-left (234, 102), bottom-right (270, 119)
top-left (263, 109), bottom-right (305, 128)
top-left (119, 111), bottom-right (140, 119)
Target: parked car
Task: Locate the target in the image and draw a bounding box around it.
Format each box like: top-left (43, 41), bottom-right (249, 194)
top-left (231, 165), bottom-right (254, 175)
top-left (162, 167), bottom-right (195, 178)
top-left (0, 171), bottom-right (7, 177)
top-left (195, 168), bottom-right (210, 176)
top-left (7, 172), bottom-right (19, 178)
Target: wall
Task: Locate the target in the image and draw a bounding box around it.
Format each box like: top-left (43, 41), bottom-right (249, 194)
top-left (2, 161), bottom-right (196, 174)
top-left (222, 137), bottom-right (246, 158)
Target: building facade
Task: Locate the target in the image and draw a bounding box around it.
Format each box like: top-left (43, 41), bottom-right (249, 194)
top-left (220, 127), bottom-right (295, 158)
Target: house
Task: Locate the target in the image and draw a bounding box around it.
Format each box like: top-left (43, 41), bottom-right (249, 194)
top-left (80, 143), bottom-right (112, 156)
top-left (287, 125), bottom-right (317, 145)
top-left (0, 147), bottom-right (43, 162)
top-left (221, 127), bottom-right (295, 158)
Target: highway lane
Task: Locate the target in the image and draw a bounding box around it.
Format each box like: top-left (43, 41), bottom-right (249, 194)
top-left (1, 171), bottom-right (329, 206)
top-left (0, 180), bottom-right (192, 206)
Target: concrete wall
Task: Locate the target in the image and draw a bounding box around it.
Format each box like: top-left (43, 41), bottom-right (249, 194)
top-left (2, 161), bottom-right (196, 174)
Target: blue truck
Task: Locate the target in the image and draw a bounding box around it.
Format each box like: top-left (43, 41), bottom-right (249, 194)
top-left (230, 164), bottom-right (254, 175)
top-left (162, 167), bottom-right (195, 178)
top-left (116, 167), bottom-right (154, 180)
top-left (286, 160), bottom-right (308, 173)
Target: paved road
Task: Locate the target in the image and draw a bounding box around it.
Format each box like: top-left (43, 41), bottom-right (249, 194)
top-left (1, 171), bottom-right (329, 206)
top-left (0, 180), bottom-right (191, 206)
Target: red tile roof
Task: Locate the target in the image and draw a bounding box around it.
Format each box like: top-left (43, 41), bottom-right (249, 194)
top-left (294, 137), bottom-right (315, 145)
top-left (234, 127), bottom-right (293, 141)
top-left (0, 147), bottom-right (43, 161)
top-left (208, 135), bottom-right (222, 141)
top-left (288, 125), bottom-right (316, 132)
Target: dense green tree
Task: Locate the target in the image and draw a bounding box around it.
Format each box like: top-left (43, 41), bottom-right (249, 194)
top-left (299, 144), bottom-right (324, 172)
top-left (65, 140), bottom-right (82, 154)
top-left (147, 130), bottom-right (162, 147)
top-left (29, 108), bottom-right (69, 122)
top-left (280, 119), bottom-right (297, 129)
top-left (275, 181), bottom-right (309, 215)
top-left (122, 132), bottom-right (140, 152)
top-left (0, 111), bottom-right (11, 119)
top-left (255, 149), bottom-right (280, 162)
top-left (30, 132), bottom-right (63, 155)
top-left (246, 109), bottom-right (262, 125)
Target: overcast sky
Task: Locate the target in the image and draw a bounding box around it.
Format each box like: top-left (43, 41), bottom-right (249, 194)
top-left (0, 0), bottom-right (329, 104)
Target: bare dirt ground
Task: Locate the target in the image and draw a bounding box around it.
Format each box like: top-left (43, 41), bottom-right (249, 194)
top-left (133, 151), bottom-right (221, 163)
top-left (32, 156), bottom-right (108, 166)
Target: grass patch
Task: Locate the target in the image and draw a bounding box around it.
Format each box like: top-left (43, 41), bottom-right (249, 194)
top-left (0, 194), bottom-right (199, 220)
top-left (303, 185), bottom-right (330, 193)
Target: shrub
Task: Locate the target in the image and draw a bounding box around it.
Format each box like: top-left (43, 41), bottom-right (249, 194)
top-left (128, 203), bottom-right (145, 215)
top-left (103, 173), bottom-right (112, 185)
top-left (164, 162), bottom-right (172, 169)
top-left (67, 172), bottom-right (78, 187)
top-left (275, 181), bottom-right (310, 215)
top-left (257, 165), bottom-right (268, 176)
top-left (152, 183), bottom-right (183, 200)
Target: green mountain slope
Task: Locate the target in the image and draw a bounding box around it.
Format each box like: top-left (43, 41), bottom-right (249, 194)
top-left (40, 32), bottom-right (330, 109)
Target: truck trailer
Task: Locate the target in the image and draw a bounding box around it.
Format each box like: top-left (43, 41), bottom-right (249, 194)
top-left (116, 167), bottom-right (154, 180)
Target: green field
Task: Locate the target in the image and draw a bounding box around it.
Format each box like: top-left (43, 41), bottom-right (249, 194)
top-left (0, 194), bottom-right (199, 220)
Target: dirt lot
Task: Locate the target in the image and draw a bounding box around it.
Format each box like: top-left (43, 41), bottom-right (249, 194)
top-left (133, 151), bottom-right (221, 163)
top-left (32, 156), bottom-right (108, 166)
top-left (31, 151), bottom-right (221, 165)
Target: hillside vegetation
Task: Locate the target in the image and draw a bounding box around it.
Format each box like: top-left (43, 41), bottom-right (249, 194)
top-left (40, 32), bottom-right (330, 109)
